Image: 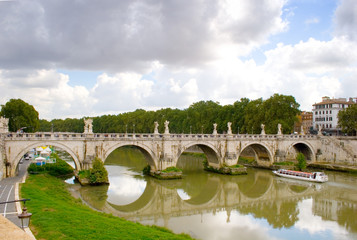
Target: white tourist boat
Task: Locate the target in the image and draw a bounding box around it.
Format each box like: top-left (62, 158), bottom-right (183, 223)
top-left (272, 169), bottom-right (328, 183)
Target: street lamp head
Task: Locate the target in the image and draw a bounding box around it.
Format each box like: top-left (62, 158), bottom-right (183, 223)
top-left (18, 206), bottom-right (32, 230)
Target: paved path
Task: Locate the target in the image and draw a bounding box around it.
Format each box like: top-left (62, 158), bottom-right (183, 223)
top-left (0, 159), bottom-right (31, 227)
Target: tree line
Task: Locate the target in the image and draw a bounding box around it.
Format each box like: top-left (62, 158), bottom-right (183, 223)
top-left (38, 94), bottom-right (300, 134)
top-left (3, 94), bottom-right (354, 135)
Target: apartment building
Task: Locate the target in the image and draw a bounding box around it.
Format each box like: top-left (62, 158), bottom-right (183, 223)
top-left (312, 96), bottom-right (356, 134)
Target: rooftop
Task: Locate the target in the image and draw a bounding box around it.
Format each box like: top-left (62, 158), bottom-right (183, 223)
top-left (313, 97), bottom-right (357, 106)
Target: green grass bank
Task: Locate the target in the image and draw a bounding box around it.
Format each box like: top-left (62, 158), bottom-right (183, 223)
top-left (21, 174), bottom-right (193, 240)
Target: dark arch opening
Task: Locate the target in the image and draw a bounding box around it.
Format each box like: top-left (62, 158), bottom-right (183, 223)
top-left (104, 145), bottom-right (156, 171)
top-left (292, 143), bottom-right (313, 161)
top-left (239, 144), bottom-right (271, 164)
top-left (178, 144), bottom-right (219, 166)
top-left (176, 145), bottom-right (206, 173)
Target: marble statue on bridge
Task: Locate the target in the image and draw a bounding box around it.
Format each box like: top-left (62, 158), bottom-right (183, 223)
top-left (154, 122), bottom-right (159, 134)
top-left (84, 118), bottom-right (93, 134)
top-left (227, 122), bottom-right (232, 135)
top-left (261, 124), bottom-right (266, 135)
top-left (164, 120), bottom-right (170, 134)
top-left (277, 123), bottom-right (282, 135)
top-left (213, 123), bottom-right (217, 135)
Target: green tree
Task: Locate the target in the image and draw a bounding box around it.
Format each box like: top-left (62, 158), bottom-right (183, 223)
top-left (0, 99), bottom-right (40, 132)
top-left (90, 157), bottom-right (109, 185)
top-left (338, 104), bottom-right (357, 136)
top-left (243, 98), bottom-right (264, 134)
top-left (296, 152), bottom-right (306, 171)
top-left (262, 94), bottom-right (300, 134)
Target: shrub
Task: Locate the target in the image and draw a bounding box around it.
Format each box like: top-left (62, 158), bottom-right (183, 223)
top-left (78, 170), bottom-right (90, 180)
top-left (142, 165), bottom-right (151, 175)
top-left (161, 167), bottom-right (182, 173)
top-left (296, 152), bottom-right (306, 171)
top-left (89, 157), bottom-right (109, 185)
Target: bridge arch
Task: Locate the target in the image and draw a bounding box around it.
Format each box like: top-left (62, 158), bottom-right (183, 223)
top-left (103, 142), bottom-right (157, 170)
top-left (238, 170), bottom-right (273, 199)
top-left (178, 142), bottom-right (221, 166)
top-left (12, 141), bottom-right (81, 171)
top-left (240, 142), bottom-right (274, 166)
top-left (287, 141), bottom-right (316, 162)
top-left (105, 179), bottom-right (157, 214)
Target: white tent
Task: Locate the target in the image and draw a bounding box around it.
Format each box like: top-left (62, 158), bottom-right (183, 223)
top-left (44, 147), bottom-right (52, 153)
top-left (36, 147), bottom-right (43, 152)
top-left (35, 156), bottom-right (46, 166)
top-left (41, 148), bottom-right (51, 156)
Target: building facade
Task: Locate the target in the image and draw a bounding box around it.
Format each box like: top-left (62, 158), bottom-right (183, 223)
top-left (301, 111), bottom-right (313, 133)
top-left (312, 97), bottom-right (356, 135)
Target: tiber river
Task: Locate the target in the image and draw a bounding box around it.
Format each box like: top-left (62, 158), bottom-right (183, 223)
top-left (62, 147), bottom-right (357, 240)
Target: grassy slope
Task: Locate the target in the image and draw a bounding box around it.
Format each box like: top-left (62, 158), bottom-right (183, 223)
top-left (21, 174), bottom-right (192, 240)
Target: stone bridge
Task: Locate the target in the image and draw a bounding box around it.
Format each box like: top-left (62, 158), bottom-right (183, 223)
top-left (1, 119), bottom-right (356, 179)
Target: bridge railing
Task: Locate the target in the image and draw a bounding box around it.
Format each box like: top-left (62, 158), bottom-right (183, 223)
top-left (1, 132), bottom-right (322, 141)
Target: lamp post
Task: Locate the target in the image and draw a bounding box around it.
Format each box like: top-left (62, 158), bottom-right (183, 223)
top-left (190, 125), bottom-right (192, 134)
top-left (201, 125), bottom-right (203, 134)
top-left (133, 124), bottom-right (135, 134)
top-left (0, 199), bottom-right (32, 230)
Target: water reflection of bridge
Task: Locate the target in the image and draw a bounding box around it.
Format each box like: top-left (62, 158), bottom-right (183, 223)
top-left (79, 170), bottom-right (334, 226)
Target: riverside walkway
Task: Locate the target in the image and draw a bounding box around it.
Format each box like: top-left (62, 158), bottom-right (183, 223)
top-left (0, 159), bottom-right (35, 239)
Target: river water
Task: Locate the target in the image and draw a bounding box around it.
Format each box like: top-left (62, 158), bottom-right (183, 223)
top-left (66, 147), bottom-right (357, 240)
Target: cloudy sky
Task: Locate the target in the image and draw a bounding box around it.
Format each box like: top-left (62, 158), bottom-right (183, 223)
top-left (0, 0), bottom-right (356, 120)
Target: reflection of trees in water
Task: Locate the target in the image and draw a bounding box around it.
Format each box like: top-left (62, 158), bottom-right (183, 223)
top-left (79, 185), bottom-right (109, 211)
top-left (105, 146), bottom-right (148, 172)
top-left (337, 206), bottom-right (357, 233)
top-left (238, 200), bottom-right (299, 229)
top-left (178, 172), bottom-right (208, 200)
top-left (177, 153), bottom-right (205, 172)
top-left (237, 169), bottom-right (272, 199)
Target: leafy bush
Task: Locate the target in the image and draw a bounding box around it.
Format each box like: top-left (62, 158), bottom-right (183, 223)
top-left (89, 157), bottom-right (109, 185)
top-left (78, 170), bottom-right (90, 180)
top-left (296, 152), bottom-right (306, 171)
top-left (161, 167), bottom-right (182, 173)
top-left (142, 165), bottom-right (151, 175)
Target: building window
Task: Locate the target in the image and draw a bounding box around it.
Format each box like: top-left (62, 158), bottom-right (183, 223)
top-left (330, 124), bottom-right (332, 128)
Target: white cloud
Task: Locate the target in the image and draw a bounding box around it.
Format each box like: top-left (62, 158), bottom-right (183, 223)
top-left (0, 0), bottom-right (288, 72)
top-left (334, 0), bottom-right (357, 40)
top-left (296, 199), bottom-right (350, 240)
top-left (0, 69), bottom-right (93, 119)
top-left (0, 0), bottom-right (356, 119)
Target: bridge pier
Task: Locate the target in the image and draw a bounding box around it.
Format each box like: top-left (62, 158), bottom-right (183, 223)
top-left (223, 135), bottom-right (238, 166)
